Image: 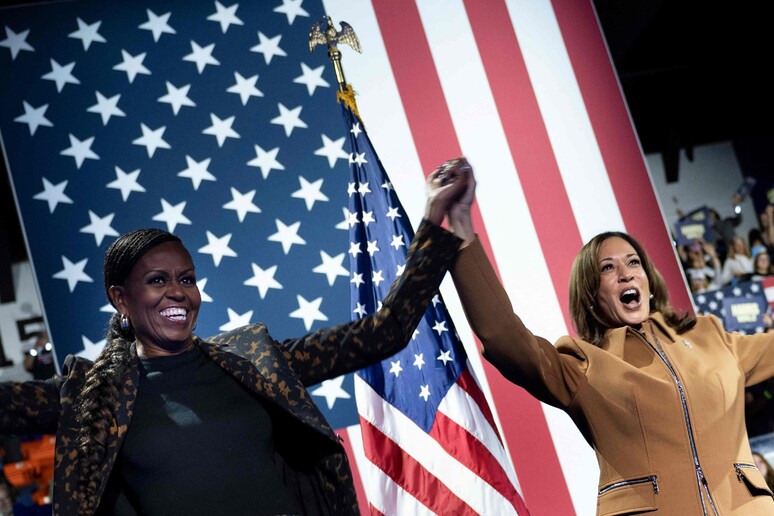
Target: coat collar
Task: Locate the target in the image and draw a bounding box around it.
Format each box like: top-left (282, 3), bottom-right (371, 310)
top-left (602, 311), bottom-right (678, 356)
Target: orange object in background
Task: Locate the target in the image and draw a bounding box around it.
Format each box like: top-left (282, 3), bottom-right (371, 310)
top-left (2, 435), bottom-right (55, 505)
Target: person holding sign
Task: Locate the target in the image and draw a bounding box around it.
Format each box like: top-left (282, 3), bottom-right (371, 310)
top-left (680, 239), bottom-right (722, 292)
top-left (436, 159), bottom-right (774, 514)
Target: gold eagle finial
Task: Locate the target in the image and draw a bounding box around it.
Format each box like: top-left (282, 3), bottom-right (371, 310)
top-left (309, 16), bottom-right (361, 54)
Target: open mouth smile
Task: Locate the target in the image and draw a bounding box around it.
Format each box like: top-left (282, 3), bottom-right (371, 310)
top-left (619, 288), bottom-right (641, 309)
top-left (160, 307), bottom-right (188, 321)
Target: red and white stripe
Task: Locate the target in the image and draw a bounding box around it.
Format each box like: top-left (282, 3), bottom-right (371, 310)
top-left (324, 1), bottom-right (692, 514)
top-left (352, 366), bottom-right (526, 515)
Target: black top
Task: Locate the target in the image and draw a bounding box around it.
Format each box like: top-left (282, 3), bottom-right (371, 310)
top-left (119, 346), bottom-right (301, 515)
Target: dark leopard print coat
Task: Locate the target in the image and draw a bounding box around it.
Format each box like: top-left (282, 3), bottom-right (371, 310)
top-left (0, 220), bottom-right (460, 515)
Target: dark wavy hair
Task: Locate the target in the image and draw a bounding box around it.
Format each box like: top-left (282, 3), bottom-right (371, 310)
top-left (569, 231), bottom-right (695, 346)
top-left (75, 228), bottom-right (180, 513)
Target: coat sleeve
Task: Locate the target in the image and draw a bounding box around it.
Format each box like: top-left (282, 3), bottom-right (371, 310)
top-left (0, 376), bottom-right (62, 435)
top-left (451, 236), bottom-right (589, 408)
top-left (274, 219), bottom-right (461, 386)
top-left (708, 315), bottom-right (774, 386)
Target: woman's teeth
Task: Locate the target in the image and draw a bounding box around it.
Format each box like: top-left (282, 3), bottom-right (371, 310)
top-left (160, 307), bottom-right (187, 320)
top-left (620, 289), bottom-right (639, 305)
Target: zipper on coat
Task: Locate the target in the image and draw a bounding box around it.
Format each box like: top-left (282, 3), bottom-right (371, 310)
top-left (637, 327), bottom-right (720, 516)
top-left (598, 475), bottom-right (659, 496)
top-left (734, 463), bottom-right (759, 482)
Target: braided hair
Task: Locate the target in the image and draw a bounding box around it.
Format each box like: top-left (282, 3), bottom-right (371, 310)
top-left (74, 228), bottom-right (180, 513)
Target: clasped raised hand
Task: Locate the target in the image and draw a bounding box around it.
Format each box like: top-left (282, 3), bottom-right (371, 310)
top-left (425, 157), bottom-right (476, 247)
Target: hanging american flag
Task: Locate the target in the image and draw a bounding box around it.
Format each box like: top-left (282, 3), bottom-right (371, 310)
top-left (340, 95), bottom-right (529, 513)
top-left (1, 0), bottom-right (692, 514)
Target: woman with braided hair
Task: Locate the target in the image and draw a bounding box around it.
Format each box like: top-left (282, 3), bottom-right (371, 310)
top-left (0, 166), bottom-right (468, 515)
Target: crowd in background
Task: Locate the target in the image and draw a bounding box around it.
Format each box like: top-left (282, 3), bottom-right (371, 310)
top-left (679, 203), bottom-right (774, 293)
top-left (676, 200), bottom-right (774, 482)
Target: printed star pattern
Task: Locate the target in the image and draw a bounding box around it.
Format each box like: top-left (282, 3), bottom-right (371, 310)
top-left (14, 102), bottom-right (53, 135)
top-left (223, 187), bottom-right (261, 222)
top-left (87, 92), bottom-right (126, 125)
top-left (33, 178), bottom-right (73, 213)
top-left (60, 134), bottom-right (99, 169)
top-left (0, 26), bottom-right (35, 59)
top-left (198, 231), bottom-right (237, 266)
top-left (132, 124), bottom-right (170, 157)
top-left (227, 72), bottom-right (263, 105)
top-left (250, 32), bottom-right (286, 64)
top-left (291, 176), bottom-right (328, 210)
top-left (107, 167), bottom-right (145, 201)
top-left (178, 155), bottom-right (216, 190)
top-left (273, 0), bottom-right (309, 25)
top-left (268, 219), bottom-right (305, 254)
top-left (158, 82), bottom-right (196, 115)
top-left (183, 41), bottom-right (220, 74)
top-left (202, 113), bottom-right (240, 147)
top-left (139, 9), bottom-right (176, 42)
top-left (314, 134), bottom-right (349, 168)
top-left (289, 295), bottom-right (328, 331)
top-left (0, 1), bottom-right (358, 430)
top-left (312, 251), bottom-right (348, 286)
top-left (79, 210), bottom-right (119, 245)
top-left (294, 63), bottom-right (329, 95)
top-left (244, 263), bottom-right (282, 299)
top-left (68, 18), bottom-right (106, 50)
top-left (311, 377), bottom-right (351, 409)
top-left (52, 256), bottom-right (93, 292)
top-left (112, 50), bottom-right (151, 83)
top-left (152, 199), bottom-right (191, 232)
top-left (271, 103), bottom-right (307, 137)
top-left (207, 1), bottom-right (243, 33)
top-left (247, 144), bottom-right (284, 179)
top-left (42, 59), bottom-right (80, 92)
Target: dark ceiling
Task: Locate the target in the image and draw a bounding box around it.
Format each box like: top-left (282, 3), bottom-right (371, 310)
top-left (594, 0), bottom-right (773, 178)
top-left (1, 1), bottom-right (771, 269)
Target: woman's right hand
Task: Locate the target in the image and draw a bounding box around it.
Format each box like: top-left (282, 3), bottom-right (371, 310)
top-left (447, 160), bottom-right (476, 247)
top-left (425, 158), bottom-right (469, 224)
top-left (425, 157), bottom-right (477, 247)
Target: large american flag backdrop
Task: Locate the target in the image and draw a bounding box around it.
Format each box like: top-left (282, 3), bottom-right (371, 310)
top-left (0, 1), bottom-right (692, 515)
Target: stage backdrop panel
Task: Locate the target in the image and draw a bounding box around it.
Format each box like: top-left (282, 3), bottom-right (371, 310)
top-left (1, 1), bottom-right (690, 514)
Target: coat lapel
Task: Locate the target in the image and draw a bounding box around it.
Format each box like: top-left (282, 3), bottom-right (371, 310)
top-left (95, 345), bottom-right (140, 503)
top-left (602, 326), bottom-right (629, 358)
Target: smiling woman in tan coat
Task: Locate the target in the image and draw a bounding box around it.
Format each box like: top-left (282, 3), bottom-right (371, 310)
top-left (437, 159), bottom-right (774, 515)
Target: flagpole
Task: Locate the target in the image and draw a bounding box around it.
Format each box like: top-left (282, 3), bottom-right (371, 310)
top-left (309, 16), bottom-right (362, 116)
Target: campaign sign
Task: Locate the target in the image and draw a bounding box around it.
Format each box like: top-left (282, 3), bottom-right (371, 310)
top-left (722, 295), bottom-right (768, 333)
top-left (674, 206), bottom-right (710, 247)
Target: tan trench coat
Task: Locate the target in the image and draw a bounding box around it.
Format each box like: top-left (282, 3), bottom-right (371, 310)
top-left (452, 238), bottom-right (774, 515)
